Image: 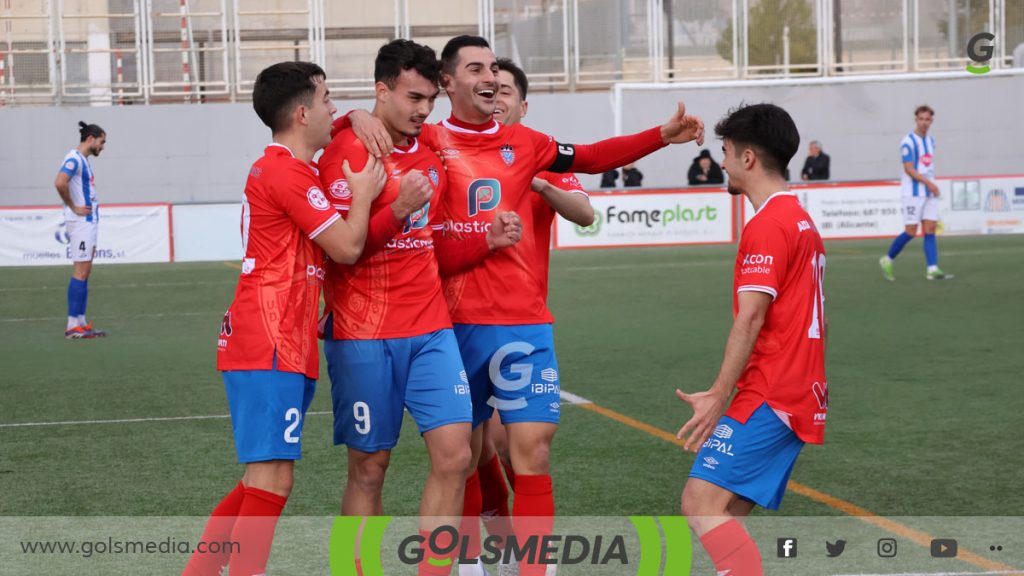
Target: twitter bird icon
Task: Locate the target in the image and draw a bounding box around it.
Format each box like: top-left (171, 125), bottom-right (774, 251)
top-left (826, 540), bottom-right (847, 558)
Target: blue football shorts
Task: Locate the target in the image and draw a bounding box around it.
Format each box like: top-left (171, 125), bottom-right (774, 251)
top-left (688, 401), bottom-right (805, 510)
top-left (222, 365), bottom-right (316, 463)
top-left (453, 323), bottom-right (561, 428)
top-left (324, 328), bottom-right (472, 452)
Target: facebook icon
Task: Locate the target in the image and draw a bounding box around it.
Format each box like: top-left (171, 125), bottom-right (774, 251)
top-left (777, 538), bottom-right (798, 558)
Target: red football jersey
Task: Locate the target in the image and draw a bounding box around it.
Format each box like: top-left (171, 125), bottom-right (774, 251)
top-left (725, 192), bottom-right (829, 444)
top-left (217, 144), bottom-right (339, 379)
top-left (318, 129), bottom-right (451, 339)
top-left (421, 118), bottom-right (564, 325)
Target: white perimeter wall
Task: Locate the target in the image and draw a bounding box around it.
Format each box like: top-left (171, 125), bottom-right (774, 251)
top-left (1, 73), bottom-right (1021, 206)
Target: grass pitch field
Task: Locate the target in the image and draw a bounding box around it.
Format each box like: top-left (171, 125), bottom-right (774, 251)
top-left (2, 235), bottom-right (1022, 575)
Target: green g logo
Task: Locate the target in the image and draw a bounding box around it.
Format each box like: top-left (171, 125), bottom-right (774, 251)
top-left (575, 211), bottom-right (602, 237)
top-left (966, 32), bottom-right (995, 74)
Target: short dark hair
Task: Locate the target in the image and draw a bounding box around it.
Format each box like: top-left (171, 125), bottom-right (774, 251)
top-left (441, 35), bottom-right (491, 76)
top-left (78, 121), bottom-right (105, 142)
top-left (497, 58), bottom-right (528, 100)
top-left (915, 105), bottom-right (934, 117)
top-left (375, 39), bottom-right (440, 89)
top-left (714, 103), bottom-right (799, 177)
top-left (252, 61), bottom-right (326, 132)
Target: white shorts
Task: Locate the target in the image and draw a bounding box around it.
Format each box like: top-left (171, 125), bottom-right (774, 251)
top-left (66, 220), bottom-right (98, 262)
top-left (901, 196), bottom-right (939, 225)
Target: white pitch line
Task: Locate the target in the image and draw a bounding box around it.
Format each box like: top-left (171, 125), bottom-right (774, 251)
top-left (3, 395), bottom-right (599, 429)
top-left (0, 280), bottom-right (234, 293)
top-left (0, 311), bottom-right (214, 323)
top-left (559, 390), bottom-right (592, 405)
top-left (0, 411), bottom-right (333, 429)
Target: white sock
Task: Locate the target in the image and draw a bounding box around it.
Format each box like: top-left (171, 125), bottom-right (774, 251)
top-left (927, 265), bottom-right (938, 273)
top-left (77, 314), bottom-right (87, 326)
top-left (458, 558), bottom-right (486, 576)
top-left (67, 316), bottom-right (79, 330)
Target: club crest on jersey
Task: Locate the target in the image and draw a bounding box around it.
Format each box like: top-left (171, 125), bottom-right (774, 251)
top-left (468, 178), bottom-right (501, 217)
top-left (328, 179), bottom-right (351, 200)
top-left (307, 186), bottom-right (330, 210)
top-left (921, 153), bottom-right (933, 167)
top-left (403, 202), bottom-right (430, 235)
top-left (427, 166), bottom-right (440, 187)
top-left (500, 144), bottom-right (515, 166)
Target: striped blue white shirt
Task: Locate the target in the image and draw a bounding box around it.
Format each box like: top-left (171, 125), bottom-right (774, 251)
top-left (58, 149), bottom-right (98, 223)
top-left (899, 132), bottom-right (936, 197)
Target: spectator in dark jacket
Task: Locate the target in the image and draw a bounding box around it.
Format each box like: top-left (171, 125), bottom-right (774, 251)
top-left (600, 163), bottom-right (644, 188)
top-left (622, 163), bottom-right (643, 187)
top-left (687, 149), bottom-right (724, 185)
top-left (600, 170), bottom-right (618, 188)
top-left (801, 140), bottom-right (830, 180)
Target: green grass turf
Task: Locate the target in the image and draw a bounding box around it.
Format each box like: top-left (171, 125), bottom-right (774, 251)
top-left (1, 235), bottom-right (1022, 525)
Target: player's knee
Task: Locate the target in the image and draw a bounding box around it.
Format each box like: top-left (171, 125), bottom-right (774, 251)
top-left (434, 442), bottom-right (472, 479)
top-left (351, 457), bottom-right (389, 493)
top-left (244, 462), bottom-right (295, 497)
top-left (273, 474), bottom-right (295, 497)
top-left (680, 484), bottom-right (715, 519)
top-left (680, 488), bottom-right (698, 518)
top-left (515, 440), bottom-right (551, 475)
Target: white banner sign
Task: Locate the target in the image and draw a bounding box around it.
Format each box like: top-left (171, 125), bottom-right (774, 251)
top-left (0, 204), bottom-right (171, 266)
top-left (554, 190), bottom-right (735, 248)
top-left (795, 185), bottom-right (904, 239)
top-left (172, 203), bottom-right (243, 262)
top-left (743, 176), bottom-right (1024, 239)
top-left (941, 176), bottom-right (1024, 235)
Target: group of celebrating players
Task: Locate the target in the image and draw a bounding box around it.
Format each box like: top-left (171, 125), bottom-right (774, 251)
top-left (182, 32), bottom-right (828, 576)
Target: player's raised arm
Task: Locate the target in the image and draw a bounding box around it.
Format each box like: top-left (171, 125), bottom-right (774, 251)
top-left (312, 155), bottom-right (386, 264)
top-left (531, 174), bottom-right (595, 227)
top-left (540, 100), bottom-right (705, 175)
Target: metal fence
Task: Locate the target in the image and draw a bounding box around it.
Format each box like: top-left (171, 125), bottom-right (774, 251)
top-left (0, 0), bottom-right (1019, 106)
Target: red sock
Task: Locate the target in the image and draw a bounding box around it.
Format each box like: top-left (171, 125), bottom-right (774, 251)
top-left (418, 529), bottom-right (456, 576)
top-left (512, 474), bottom-right (554, 576)
top-left (228, 486), bottom-right (287, 576)
top-left (182, 481), bottom-right (246, 576)
top-left (461, 470), bottom-right (483, 559)
top-left (699, 519), bottom-right (763, 576)
top-left (478, 455), bottom-right (513, 546)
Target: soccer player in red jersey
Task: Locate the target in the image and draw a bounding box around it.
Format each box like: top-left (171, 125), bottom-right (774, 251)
top-left (676, 104), bottom-right (829, 576)
top-left (318, 40), bottom-right (522, 576)
top-left (466, 57), bottom-right (597, 570)
top-left (182, 62), bottom-right (386, 576)
top-left (427, 36), bottom-right (702, 576)
top-left (340, 36), bottom-right (703, 574)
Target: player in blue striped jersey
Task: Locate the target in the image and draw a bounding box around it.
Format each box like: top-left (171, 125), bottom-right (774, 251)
top-left (55, 121), bottom-right (108, 339)
top-left (879, 105), bottom-right (952, 281)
